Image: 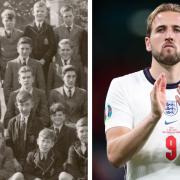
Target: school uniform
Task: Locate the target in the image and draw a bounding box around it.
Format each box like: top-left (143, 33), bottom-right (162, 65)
top-left (47, 54), bottom-right (84, 93)
top-left (54, 23), bottom-right (87, 68)
top-left (49, 86), bottom-right (87, 123)
top-left (0, 27), bottom-right (23, 80)
top-left (50, 124), bottom-right (77, 165)
top-left (6, 114), bottom-right (41, 166)
top-left (24, 21), bottom-right (56, 80)
top-left (64, 141), bottom-right (88, 180)
top-left (4, 87), bottom-right (50, 128)
top-left (24, 148), bottom-right (63, 180)
top-left (3, 57), bottom-right (45, 104)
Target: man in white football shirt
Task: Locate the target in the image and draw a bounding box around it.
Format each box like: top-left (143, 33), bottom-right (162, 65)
top-left (105, 3), bottom-right (180, 180)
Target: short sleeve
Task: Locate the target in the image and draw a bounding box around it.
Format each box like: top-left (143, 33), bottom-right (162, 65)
top-left (104, 77), bottom-right (133, 131)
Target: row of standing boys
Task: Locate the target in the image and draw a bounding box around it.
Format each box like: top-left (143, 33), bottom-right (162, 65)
top-left (0, 1), bottom-right (87, 180)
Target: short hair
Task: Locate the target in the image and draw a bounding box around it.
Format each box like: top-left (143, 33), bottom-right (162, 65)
top-left (18, 66), bottom-right (34, 77)
top-left (16, 90), bottom-right (33, 104)
top-left (17, 36), bottom-right (32, 47)
top-left (62, 65), bottom-right (77, 76)
top-left (60, 5), bottom-right (74, 16)
top-left (33, 1), bottom-right (47, 10)
top-left (76, 117), bottom-right (87, 129)
top-left (58, 39), bottom-right (73, 49)
top-left (0, 122), bottom-right (4, 137)
top-left (146, 3), bottom-right (180, 37)
top-left (49, 103), bottom-right (66, 115)
top-left (1, 8), bottom-right (16, 20)
top-left (38, 128), bottom-right (56, 142)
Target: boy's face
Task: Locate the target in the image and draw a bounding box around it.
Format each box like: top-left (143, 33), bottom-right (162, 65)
top-left (16, 99), bottom-right (33, 116)
top-left (17, 43), bottom-right (32, 59)
top-left (37, 136), bottom-right (54, 153)
top-left (77, 126), bottom-right (88, 144)
top-left (18, 72), bottom-right (34, 88)
top-left (51, 111), bottom-right (65, 127)
top-left (2, 18), bottom-right (15, 30)
top-left (33, 6), bottom-right (47, 22)
top-left (62, 10), bottom-right (74, 26)
top-left (0, 133), bottom-right (4, 147)
top-left (63, 70), bottom-right (76, 88)
top-left (58, 44), bottom-right (73, 60)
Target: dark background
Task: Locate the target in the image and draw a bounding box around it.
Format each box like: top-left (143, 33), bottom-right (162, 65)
top-left (93, 1), bottom-right (179, 179)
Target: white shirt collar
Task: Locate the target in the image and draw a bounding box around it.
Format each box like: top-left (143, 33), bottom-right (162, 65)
top-left (20, 114), bottom-right (30, 124)
top-left (53, 124), bottom-right (63, 132)
top-left (18, 56), bottom-right (29, 65)
top-left (61, 58), bottom-right (71, 66)
top-left (20, 87), bottom-right (33, 94)
top-left (35, 21), bottom-right (43, 28)
top-left (63, 85), bottom-right (75, 97)
top-left (65, 23), bottom-right (73, 30)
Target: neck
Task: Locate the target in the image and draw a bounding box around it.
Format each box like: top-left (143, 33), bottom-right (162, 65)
top-left (22, 86), bottom-right (32, 92)
top-left (150, 59), bottom-right (180, 84)
top-left (54, 123), bottom-right (63, 129)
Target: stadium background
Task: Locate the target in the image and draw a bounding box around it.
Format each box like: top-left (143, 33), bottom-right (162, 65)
top-left (93, 0), bottom-right (179, 179)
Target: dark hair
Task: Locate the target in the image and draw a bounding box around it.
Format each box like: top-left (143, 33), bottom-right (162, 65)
top-left (62, 65), bottom-right (77, 76)
top-left (17, 36), bottom-right (32, 47)
top-left (16, 90), bottom-right (33, 104)
top-left (49, 102), bottom-right (66, 115)
top-left (18, 65), bottom-right (33, 77)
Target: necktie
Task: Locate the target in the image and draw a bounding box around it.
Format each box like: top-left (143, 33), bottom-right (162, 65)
top-left (22, 58), bottom-right (26, 66)
top-left (68, 88), bottom-right (72, 98)
top-left (38, 23), bottom-right (41, 31)
top-left (55, 128), bottom-right (59, 138)
top-left (67, 26), bottom-right (71, 32)
top-left (64, 59), bottom-right (67, 65)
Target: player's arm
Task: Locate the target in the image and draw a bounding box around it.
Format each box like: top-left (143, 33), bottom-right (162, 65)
top-left (106, 73), bottom-right (167, 167)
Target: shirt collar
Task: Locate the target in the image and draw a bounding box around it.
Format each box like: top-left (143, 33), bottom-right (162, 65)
top-left (61, 58), bottom-right (71, 66)
top-left (53, 124), bottom-right (63, 132)
top-left (65, 23), bottom-right (73, 30)
top-left (20, 87), bottom-right (33, 94)
top-left (63, 85), bottom-right (75, 96)
top-left (35, 21), bottom-right (44, 28)
top-left (20, 114), bottom-right (30, 124)
top-left (18, 56), bottom-right (29, 65)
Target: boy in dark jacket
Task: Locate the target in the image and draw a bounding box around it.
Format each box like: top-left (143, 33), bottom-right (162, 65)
top-left (24, 128), bottom-right (63, 180)
top-left (59, 117), bottom-right (88, 180)
top-left (6, 90), bottom-right (42, 168)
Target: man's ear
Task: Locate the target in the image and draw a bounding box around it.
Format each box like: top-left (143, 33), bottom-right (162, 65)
top-left (145, 36), bottom-right (152, 52)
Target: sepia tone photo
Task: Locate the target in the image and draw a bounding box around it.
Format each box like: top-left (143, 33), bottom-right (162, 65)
top-left (0, 0), bottom-right (88, 179)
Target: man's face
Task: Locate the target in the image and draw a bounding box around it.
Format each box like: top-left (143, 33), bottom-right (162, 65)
top-left (16, 99), bottom-right (33, 116)
top-left (58, 44), bottom-right (73, 60)
top-left (18, 72), bottom-right (34, 88)
top-left (145, 11), bottom-right (180, 66)
top-left (17, 43), bottom-right (32, 59)
top-left (62, 10), bottom-right (74, 26)
top-left (51, 111), bottom-right (65, 127)
top-left (63, 70), bottom-right (76, 88)
top-left (2, 18), bottom-right (15, 31)
top-left (33, 6), bottom-right (47, 22)
top-left (77, 126), bottom-right (88, 144)
top-left (37, 136), bottom-right (54, 153)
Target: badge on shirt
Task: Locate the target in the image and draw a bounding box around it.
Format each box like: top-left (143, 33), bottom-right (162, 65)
top-left (104, 104), bottom-right (112, 122)
top-left (164, 100), bottom-right (178, 116)
top-left (44, 38), bottom-right (49, 45)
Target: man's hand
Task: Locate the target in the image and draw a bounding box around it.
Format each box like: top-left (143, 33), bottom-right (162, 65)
top-left (150, 73), bottom-right (167, 120)
top-left (39, 59), bottom-right (46, 65)
top-left (175, 84), bottom-right (180, 105)
top-left (13, 158), bottom-right (23, 172)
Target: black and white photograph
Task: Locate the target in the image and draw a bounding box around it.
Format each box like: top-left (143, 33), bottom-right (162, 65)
top-left (0, 0), bottom-right (88, 179)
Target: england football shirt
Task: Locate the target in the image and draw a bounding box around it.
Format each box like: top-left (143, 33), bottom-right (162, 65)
top-left (105, 68), bottom-right (180, 180)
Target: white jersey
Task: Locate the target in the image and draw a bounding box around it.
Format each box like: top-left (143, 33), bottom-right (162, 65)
top-left (105, 68), bottom-right (180, 180)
